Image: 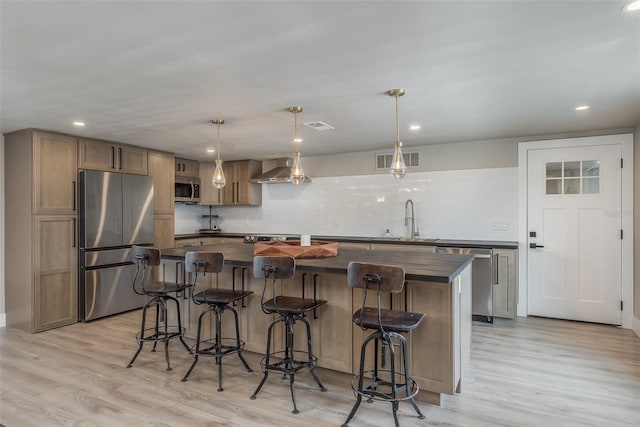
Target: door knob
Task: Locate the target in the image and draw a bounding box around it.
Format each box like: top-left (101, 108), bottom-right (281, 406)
top-left (529, 243), bottom-right (545, 249)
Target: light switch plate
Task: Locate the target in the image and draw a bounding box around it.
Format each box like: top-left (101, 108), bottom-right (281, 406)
top-left (492, 221), bottom-right (510, 232)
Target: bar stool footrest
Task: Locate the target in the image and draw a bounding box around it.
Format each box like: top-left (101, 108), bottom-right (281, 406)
top-left (260, 350), bottom-right (319, 375)
top-left (351, 369), bottom-right (420, 402)
top-left (190, 337), bottom-right (246, 358)
top-left (136, 326), bottom-right (185, 344)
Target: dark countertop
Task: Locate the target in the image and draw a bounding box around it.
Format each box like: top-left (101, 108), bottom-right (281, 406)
top-left (161, 241), bottom-right (474, 283)
top-left (175, 232), bottom-right (518, 250)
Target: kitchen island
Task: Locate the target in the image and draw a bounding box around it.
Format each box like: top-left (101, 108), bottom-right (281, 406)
top-left (161, 242), bottom-right (473, 405)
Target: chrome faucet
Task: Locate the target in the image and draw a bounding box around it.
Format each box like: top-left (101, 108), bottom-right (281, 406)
top-left (405, 199), bottom-right (417, 239)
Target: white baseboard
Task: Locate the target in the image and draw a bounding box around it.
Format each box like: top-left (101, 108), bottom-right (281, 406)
top-left (0, 313), bottom-right (6, 328)
top-left (633, 315), bottom-right (640, 339)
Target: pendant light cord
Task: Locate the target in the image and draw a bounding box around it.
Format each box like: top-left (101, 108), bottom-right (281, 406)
top-left (294, 110), bottom-right (299, 152)
top-left (395, 93), bottom-right (400, 143)
top-left (216, 123), bottom-right (221, 161)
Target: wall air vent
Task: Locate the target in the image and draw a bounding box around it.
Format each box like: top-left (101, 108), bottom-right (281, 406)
top-left (376, 151), bottom-right (419, 169)
top-left (303, 121), bottom-right (335, 131)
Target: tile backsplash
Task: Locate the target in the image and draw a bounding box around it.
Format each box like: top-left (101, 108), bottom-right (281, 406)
top-left (175, 167), bottom-right (519, 241)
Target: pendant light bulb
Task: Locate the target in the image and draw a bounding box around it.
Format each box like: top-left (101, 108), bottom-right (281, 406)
top-left (211, 119), bottom-right (226, 189)
top-left (288, 106), bottom-right (305, 185)
top-left (388, 89), bottom-right (407, 180)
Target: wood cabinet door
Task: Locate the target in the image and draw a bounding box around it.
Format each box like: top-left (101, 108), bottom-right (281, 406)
top-left (493, 249), bottom-right (518, 319)
top-left (289, 272), bottom-right (353, 373)
top-left (154, 214), bottom-right (175, 249)
top-left (118, 145), bottom-right (148, 175)
top-left (175, 158), bottom-right (199, 177)
top-left (33, 131), bottom-right (78, 214)
top-left (198, 162), bottom-right (222, 205)
top-left (78, 138), bottom-right (116, 171)
top-left (33, 215), bottom-right (77, 332)
top-left (148, 151), bottom-right (175, 215)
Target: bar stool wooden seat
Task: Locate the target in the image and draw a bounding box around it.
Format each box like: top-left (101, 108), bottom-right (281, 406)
top-left (181, 251), bottom-right (253, 391)
top-left (127, 245), bottom-right (191, 371)
top-left (342, 262), bottom-right (426, 427)
top-left (250, 255), bottom-right (327, 414)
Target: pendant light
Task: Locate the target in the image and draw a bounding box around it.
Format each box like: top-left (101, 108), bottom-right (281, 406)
top-left (388, 88), bottom-right (407, 180)
top-left (288, 106), bottom-right (305, 185)
top-left (210, 119), bottom-right (226, 189)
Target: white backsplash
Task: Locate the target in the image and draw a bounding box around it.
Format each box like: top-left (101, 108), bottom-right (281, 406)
top-left (175, 167), bottom-right (519, 241)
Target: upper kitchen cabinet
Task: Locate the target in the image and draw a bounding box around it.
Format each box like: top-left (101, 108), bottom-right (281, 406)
top-left (175, 157), bottom-right (199, 178)
top-left (198, 161), bottom-right (221, 205)
top-left (221, 160), bottom-right (262, 206)
top-left (33, 131), bottom-right (78, 214)
top-left (78, 137), bottom-right (148, 175)
top-left (148, 150), bottom-right (175, 215)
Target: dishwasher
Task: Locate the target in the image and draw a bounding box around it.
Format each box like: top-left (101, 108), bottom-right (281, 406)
top-left (435, 246), bottom-right (494, 324)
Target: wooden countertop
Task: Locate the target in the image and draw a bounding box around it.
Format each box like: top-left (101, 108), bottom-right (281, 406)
top-left (161, 241), bottom-right (474, 283)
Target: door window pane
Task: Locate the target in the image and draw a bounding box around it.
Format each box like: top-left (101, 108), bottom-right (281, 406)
top-left (546, 162), bottom-right (562, 178)
top-left (546, 179), bottom-right (562, 195)
top-left (582, 177), bottom-right (599, 194)
top-left (564, 161), bottom-right (581, 177)
top-left (582, 160), bottom-right (600, 177)
top-left (564, 178), bottom-right (580, 194)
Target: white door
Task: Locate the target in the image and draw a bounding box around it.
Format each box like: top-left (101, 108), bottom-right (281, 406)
top-left (527, 144), bottom-right (622, 325)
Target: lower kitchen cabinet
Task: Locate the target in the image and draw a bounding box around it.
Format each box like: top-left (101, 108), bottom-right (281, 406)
top-left (154, 214), bottom-right (175, 249)
top-left (33, 216), bottom-right (78, 333)
top-left (493, 249), bottom-right (518, 319)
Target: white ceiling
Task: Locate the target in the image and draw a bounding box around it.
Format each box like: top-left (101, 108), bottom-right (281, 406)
top-left (2, 1), bottom-right (639, 162)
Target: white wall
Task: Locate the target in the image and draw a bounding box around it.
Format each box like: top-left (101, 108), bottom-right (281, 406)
top-left (177, 167), bottom-right (519, 242)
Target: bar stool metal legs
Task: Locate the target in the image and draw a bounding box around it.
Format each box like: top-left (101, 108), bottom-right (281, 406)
top-left (127, 294), bottom-right (190, 371)
top-left (181, 302), bottom-right (253, 391)
top-left (343, 329), bottom-right (424, 427)
top-left (250, 312), bottom-right (327, 414)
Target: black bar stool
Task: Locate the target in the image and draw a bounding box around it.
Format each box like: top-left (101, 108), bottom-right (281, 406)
top-left (250, 255), bottom-right (327, 414)
top-left (127, 245), bottom-right (191, 371)
top-left (181, 251), bottom-right (253, 391)
top-left (342, 262), bottom-right (426, 427)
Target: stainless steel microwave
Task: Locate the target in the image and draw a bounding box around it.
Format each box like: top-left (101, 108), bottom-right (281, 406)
top-left (175, 176), bottom-right (200, 203)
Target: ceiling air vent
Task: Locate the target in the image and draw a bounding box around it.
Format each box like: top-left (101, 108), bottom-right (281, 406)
top-left (303, 121), bottom-right (335, 131)
top-left (376, 151), bottom-right (419, 169)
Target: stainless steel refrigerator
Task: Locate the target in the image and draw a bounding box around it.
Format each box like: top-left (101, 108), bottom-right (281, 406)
top-left (78, 170), bottom-right (154, 321)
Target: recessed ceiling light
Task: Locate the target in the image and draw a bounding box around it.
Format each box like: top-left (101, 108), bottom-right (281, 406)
top-left (623, 1), bottom-right (640, 12)
top-left (575, 105), bottom-right (589, 111)
top-left (73, 121), bottom-right (85, 127)
top-left (206, 148), bottom-right (215, 153)
top-left (409, 124), bottom-right (421, 131)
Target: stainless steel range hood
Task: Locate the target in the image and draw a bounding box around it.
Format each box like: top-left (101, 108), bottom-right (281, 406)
top-left (250, 158), bottom-right (311, 184)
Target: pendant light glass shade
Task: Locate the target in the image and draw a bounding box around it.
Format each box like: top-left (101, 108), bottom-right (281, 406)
top-left (212, 158), bottom-right (226, 189)
top-left (390, 141), bottom-right (407, 179)
top-left (388, 89), bottom-right (407, 180)
top-left (288, 106), bottom-right (305, 185)
top-left (290, 152), bottom-right (304, 185)
top-left (211, 119), bottom-right (226, 189)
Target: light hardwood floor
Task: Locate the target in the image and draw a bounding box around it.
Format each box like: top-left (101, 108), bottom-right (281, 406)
top-left (1, 312), bottom-right (638, 426)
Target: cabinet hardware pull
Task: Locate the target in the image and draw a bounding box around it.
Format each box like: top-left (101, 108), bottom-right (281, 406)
top-left (72, 181), bottom-right (76, 211)
top-left (72, 218), bottom-right (76, 248)
top-left (494, 254), bottom-right (499, 284)
top-left (313, 274), bottom-right (319, 319)
top-left (111, 146), bottom-right (115, 169)
top-left (232, 266), bottom-right (239, 307)
top-left (241, 267), bottom-right (248, 308)
top-left (118, 147), bottom-right (122, 169)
